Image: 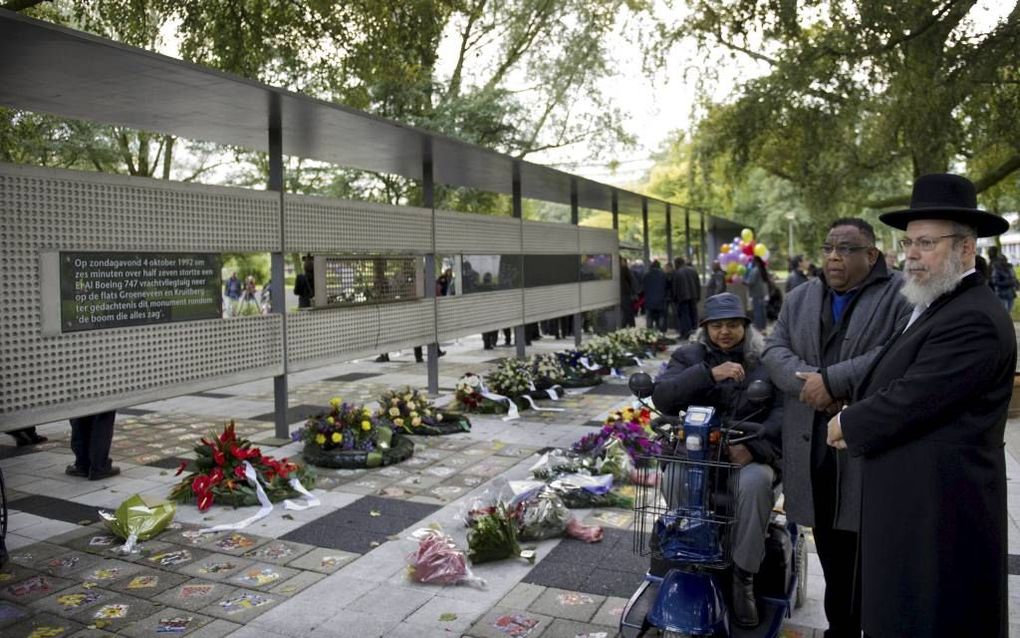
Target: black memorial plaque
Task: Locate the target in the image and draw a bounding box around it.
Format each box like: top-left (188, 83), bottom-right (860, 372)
top-left (59, 252), bottom-right (222, 332)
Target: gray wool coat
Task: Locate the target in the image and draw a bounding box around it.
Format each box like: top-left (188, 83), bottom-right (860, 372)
top-left (762, 259), bottom-right (911, 530)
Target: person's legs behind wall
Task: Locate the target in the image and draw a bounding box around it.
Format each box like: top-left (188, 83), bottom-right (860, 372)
top-left (85, 410), bottom-right (118, 480)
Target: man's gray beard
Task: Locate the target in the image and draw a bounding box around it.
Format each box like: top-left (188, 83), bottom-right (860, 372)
top-left (900, 250), bottom-right (966, 307)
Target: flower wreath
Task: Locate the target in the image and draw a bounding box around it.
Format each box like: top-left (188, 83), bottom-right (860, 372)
top-left (169, 421), bottom-right (314, 512)
top-left (376, 387), bottom-right (470, 435)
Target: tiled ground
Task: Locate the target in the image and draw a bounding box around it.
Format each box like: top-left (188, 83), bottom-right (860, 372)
top-left (4, 331), bottom-right (1019, 637)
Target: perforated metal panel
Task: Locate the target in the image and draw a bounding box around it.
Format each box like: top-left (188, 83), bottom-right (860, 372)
top-left (524, 284), bottom-right (580, 323)
top-left (0, 163), bottom-right (284, 429)
top-left (285, 194), bottom-right (433, 254)
top-left (436, 290), bottom-right (523, 340)
top-left (579, 227), bottom-right (619, 254)
top-left (522, 220), bottom-right (580, 254)
top-left (286, 300), bottom-right (436, 372)
top-left (580, 280), bottom-right (619, 312)
top-left (435, 209), bottom-right (522, 254)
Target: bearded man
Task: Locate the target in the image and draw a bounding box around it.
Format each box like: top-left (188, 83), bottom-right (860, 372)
top-left (827, 173), bottom-right (1015, 638)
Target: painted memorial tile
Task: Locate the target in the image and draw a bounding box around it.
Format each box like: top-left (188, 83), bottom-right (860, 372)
top-left (179, 556), bottom-right (250, 581)
top-left (1, 574), bottom-right (74, 604)
top-left (428, 485), bottom-right (465, 501)
top-left (8, 543), bottom-right (67, 568)
top-left (587, 511), bottom-right (633, 529)
top-left (268, 570), bottom-right (324, 597)
top-left (77, 560), bottom-right (141, 584)
top-left (68, 595), bottom-right (160, 629)
top-left (117, 609), bottom-right (214, 638)
top-left (240, 541), bottom-right (312, 566)
top-left (203, 589), bottom-right (279, 622)
top-left (211, 533), bottom-right (265, 555)
top-left (285, 548), bottom-right (358, 574)
top-left (145, 549), bottom-right (194, 569)
top-left (493, 612), bottom-right (541, 637)
top-left (0, 562), bottom-right (37, 586)
top-left (228, 564), bottom-right (299, 591)
top-left (161, 528), bottom-right (224, 548)
top-left (424, 465), bottom-right (457, 478)
top-left (2, 611), bottom-right (83, 638)
top-left (0, 600), bottom-right (30, 625)
top-left (153, 581), bottom-right (231, 613)
top-left (400, 456), bottom-right (432, 468)
top-left (38, 554), bottom-right (93, 578)
top-left (378, 486), bottom-right (416, 498)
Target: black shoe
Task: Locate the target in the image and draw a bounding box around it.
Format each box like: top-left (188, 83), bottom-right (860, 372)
top-left (65, 464), bottom-right (89, 478)
top-left (415, 357), bottom-right (424, 363)
top-left (89, 466), bottom-right (121, 481)
top-left (483, 344), bottom-right (494, 350)
top-left (374, 354), bottom-right (390, 363)
top-left (438, 350), bottom-right (446, 357)
top-left (731, 566), bottom-right (759, 627)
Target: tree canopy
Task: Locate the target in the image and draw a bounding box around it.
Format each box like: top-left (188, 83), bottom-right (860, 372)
top-left (644, 0), bottom-right (1020, 251)
top-left (2, 0), bottom-right (643, 213)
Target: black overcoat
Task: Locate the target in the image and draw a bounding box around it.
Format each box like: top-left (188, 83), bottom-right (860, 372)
top-left (841, 273), bottom-right (1015, 637)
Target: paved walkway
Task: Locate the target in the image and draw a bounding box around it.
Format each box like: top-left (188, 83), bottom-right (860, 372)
top-left (2, 332), bottom-right (1019, 637)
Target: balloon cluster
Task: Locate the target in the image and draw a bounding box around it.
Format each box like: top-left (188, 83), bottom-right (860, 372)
top-left (717, 228), bottom-right (770, 285)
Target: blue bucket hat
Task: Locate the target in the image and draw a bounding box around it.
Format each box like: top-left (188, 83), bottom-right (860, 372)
top-left (700, 293), bottom-right (748, 325)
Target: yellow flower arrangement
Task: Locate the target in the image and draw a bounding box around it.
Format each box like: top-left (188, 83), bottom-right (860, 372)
top-left (361, 420), bottom-right (372, 431)
top-left (315, 433), bottom-right (326, 445)
top-left (331, 432), bottom-right (342, 444)
top-left (330, 397), bottom-right (342, 409)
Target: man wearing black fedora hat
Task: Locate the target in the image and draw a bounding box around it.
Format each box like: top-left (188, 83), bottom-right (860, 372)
top-left (827, 173), bottom-right (1014, 637)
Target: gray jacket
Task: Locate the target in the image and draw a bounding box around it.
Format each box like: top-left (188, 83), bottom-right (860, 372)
top-left (762, 258), bottom-right (911, 530)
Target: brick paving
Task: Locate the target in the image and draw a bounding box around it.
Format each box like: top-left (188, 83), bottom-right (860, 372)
top-left (3, 332), bottom-right (1018, 637)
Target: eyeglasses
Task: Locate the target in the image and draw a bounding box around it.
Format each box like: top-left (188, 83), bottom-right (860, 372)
top-left (896, 234), bottom-right (961, 251)
top-left (820, 244), bottom-right (872, 256)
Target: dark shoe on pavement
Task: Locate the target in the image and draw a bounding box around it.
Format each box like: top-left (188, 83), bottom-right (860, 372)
top-left (65, 464), bottom-right (89, 478)
top-left (438, 350), bottom-right (446, 357)
top-left (374, 354), bottom-right (390, 363)
top-left (88, 466), bottom-right (121, 481)
top-left (415, 356), bottom-right (424, 363)
top-left (731, 566), bottom-right (759, 628)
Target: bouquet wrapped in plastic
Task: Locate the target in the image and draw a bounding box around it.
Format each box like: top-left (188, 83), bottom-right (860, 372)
top-left (406, 527), bottom-right (487, 588)
top-left (467, 503), bottom-right (534, 564)
top-left (514, 490), bottom-right (603, 543)
top-left (99, 494), bottom-right (176, 554)
top-left (529, 449), bottom-right (596, 481)
top-left (547, 473), bottom-right (634, 509)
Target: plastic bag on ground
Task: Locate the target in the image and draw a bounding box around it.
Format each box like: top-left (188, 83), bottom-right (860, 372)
top-left (406, 527), bottom-right (487, 589)
top-left (99, 494), bottom-right (176, 554)
top-left (566, 518), bottom-right (604, 543)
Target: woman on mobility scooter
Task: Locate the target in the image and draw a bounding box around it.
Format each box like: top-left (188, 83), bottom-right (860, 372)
top-left (652, 292), bottom-right (783, 628)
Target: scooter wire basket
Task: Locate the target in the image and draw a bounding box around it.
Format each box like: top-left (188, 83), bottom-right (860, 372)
top-left (633, 449), bottom-right (739, 570)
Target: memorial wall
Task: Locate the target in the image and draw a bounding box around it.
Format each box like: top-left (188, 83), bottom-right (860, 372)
top-left (0, 162), bottom-right (618, 429)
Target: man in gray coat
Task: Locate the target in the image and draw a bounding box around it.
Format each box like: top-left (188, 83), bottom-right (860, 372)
top-left (762, 218), bottom-right (911, 638)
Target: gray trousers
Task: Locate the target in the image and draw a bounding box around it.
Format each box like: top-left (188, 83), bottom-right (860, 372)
top-left (732, 462), bottom-right (775, 573)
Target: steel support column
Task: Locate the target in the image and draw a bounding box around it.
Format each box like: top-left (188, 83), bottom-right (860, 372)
top-left (422, 137), bottom-right (439, 396)
top-left (268, 93), bottom-right (289, 440)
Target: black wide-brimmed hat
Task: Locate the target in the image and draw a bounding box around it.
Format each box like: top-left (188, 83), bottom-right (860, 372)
top-left (879, 173), bottom-right (1008, 237)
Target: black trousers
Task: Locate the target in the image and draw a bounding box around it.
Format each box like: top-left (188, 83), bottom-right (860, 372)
top-left (70, 411), bottom-right (117, 476)
top-left (813, 450), bottom-right (862, 638)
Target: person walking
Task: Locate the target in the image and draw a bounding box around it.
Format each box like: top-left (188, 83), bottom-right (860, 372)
top-left (786, 255), bottom-right (809, 292)
top-left (672, 257), bottom-right (702, 338)
top-left (294, 255), bottom-right (314, 308)
top-left (643, 260), bottom-right (668, 331)
top-left (762, 218), bottom-right (911, 638)
top-left (744, 256), bottom-right (771, 331)
top-left (619, 256), bottom-right (638, 327)
top-left (826, 174), bottom-right (1015, 638)
top-left (989, 251), bottom-right (1017, 313)
top-left (705, 260), bottom-right (727, 297)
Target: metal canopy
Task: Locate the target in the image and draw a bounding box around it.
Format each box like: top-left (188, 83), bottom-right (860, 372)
top-left (0, 9), bottom-right (694, 216)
